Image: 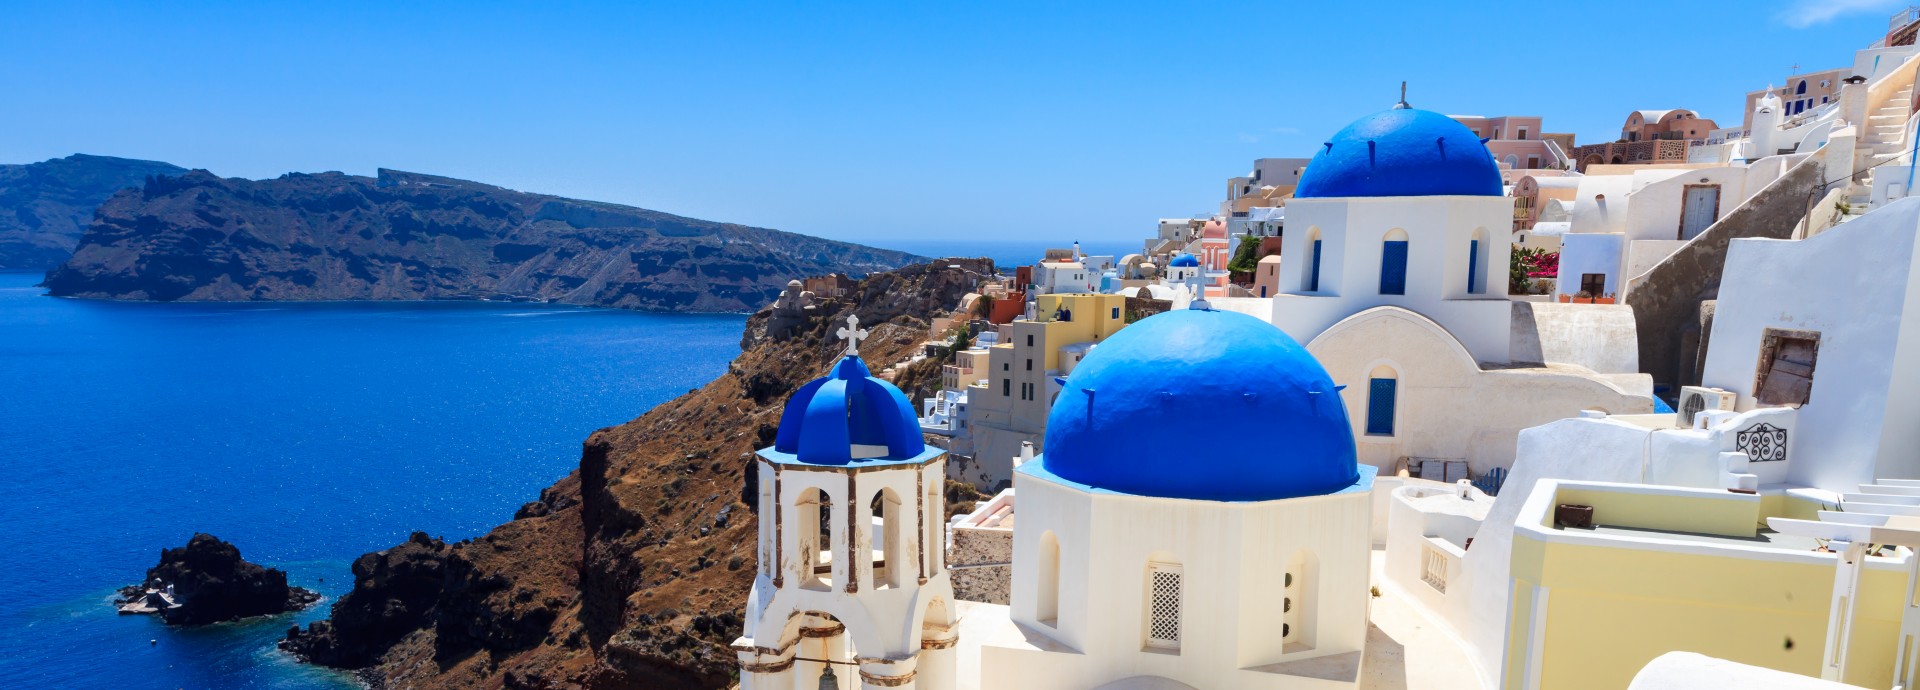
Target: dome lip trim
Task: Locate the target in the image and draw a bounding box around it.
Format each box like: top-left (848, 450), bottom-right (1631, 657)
top-left (1018, 459), bottom-right (1376, 503)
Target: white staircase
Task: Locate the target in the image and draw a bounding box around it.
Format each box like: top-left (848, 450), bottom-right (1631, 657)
top-left (1851, 80), bottom-right (1916, 207)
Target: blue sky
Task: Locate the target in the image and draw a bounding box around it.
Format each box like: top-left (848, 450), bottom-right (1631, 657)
top-left (0, 1), bottom-right (1897, 247)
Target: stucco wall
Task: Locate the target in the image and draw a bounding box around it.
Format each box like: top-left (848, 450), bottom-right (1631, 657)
top-left (1701, 197), bottom-right (1920, 490)
top-left (1556, 234), bottom-right (1624, 297)
top-left (1308, 308), bottom-right (1652, 477)
top-left (1624, 154), bottom-right (1823, 390)
top-left (1274, 195), bottom-right (1515, 363)
top-left (989, 469), bottom-right (1373, 689)
top-left (1512, 302), bottom-right (1642, 374)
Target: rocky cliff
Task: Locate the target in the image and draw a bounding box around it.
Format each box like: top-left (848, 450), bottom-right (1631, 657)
top-left (44, 169), bottom-right (921, 312)
top-left (0, 154), bottom-right (187, 269)
top-left (282, 259), bottom-right (991, 689)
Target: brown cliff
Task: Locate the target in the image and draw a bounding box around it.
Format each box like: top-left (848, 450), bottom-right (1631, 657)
top-left (283, 259), bottom-right (992, 689)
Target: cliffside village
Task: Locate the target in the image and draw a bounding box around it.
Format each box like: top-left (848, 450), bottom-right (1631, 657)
top-left (733, 13), bottom-right (1920, 690)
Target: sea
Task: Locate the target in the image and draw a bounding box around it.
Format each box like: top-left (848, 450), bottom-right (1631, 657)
top-left (0, 270), bottom-right (747, 689)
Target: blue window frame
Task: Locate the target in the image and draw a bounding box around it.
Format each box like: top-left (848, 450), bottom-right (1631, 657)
top-left (1366, 378), bottom-right (1397, 435)
top-left (1380, 240), bottom-right (1408, 295)
top-left (1467, 239), bottom-right (1480, 294)
top-left (1309, 239), bottom-right (1322, 291)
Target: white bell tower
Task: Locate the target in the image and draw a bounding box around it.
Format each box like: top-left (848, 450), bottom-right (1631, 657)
top-left (734, 315), bottom-right (960, 690)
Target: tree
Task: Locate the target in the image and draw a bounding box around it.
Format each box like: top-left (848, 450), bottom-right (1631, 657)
top-left (1227, 233), bottom-right (1262, 273)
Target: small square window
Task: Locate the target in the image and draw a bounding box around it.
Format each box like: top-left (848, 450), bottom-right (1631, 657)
top-left (1754, 328), bottom-right (1819, 406)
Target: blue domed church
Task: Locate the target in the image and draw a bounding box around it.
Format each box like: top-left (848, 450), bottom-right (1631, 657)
top-left (974, 306), bottom-right (1378, 689)
top-left (735, 316), bottom-right (959, 690)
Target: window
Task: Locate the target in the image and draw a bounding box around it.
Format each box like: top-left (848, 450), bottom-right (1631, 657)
top-left (870, 489), bottom-right (903, 589)
top-left (1283, 550), bottom-right (1318, 653)
top-left (1308, 238), bottom-right (1323, 291)
top-left (1517, 127), bottom-right (1529, 140)
top-left (1111, 307), bottom-right (1120, 319)
top-left (1366, 367), bottom-right (1397, 435)
top-left (1025, 358), bottom-right (1032, 371)
top-left (1037, 532), bottom-right (1060, 625)
top-left (1796, 80), bottom-right (1808, 95)
top-left (797, 488), bottom-right (833, 590)
top-left (1002, 379), bottom-right (1011, 397)
top-left (1754, 329), bottom-right (1819, 406)
top-left (1380, 229), bottom-right (1409, 295)
top-left (1145, 562), bottom-right (1183, 651)
top-left (1527, 154), bottom-right (1541, 169)
top-left (1027, 334), bottom-right (1034, 347)
top-left (1580, 273), bottom-right (1605, 296)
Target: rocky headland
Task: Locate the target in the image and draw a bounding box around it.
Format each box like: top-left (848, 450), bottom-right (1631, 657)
top-left (117, 533), bottom-right (320, 626)
top-left (0, 154), bottom-right (187, 270)
top-left (280, 260), bottom-right (990, 689)
top-left (43, 168), bottom-right (922, 313)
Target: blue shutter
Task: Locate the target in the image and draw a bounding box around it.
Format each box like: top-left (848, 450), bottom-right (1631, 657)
top-left (1380, 241), bottom-right (1408, 295)
top-left (1366, 378), bottom-right (1397, 435)
top-left (1467, 239), bottom-right (1480, 294)
top-left (1309, 239), bottom-right (1322, 292)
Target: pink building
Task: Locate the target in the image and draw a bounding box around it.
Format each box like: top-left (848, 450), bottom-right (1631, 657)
top-left (1451, 114), bottom-right (1572, 177)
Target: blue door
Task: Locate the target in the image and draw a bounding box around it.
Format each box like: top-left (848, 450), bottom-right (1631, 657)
top-left (1380, 241), bottom-right (1408, 295)
top-left (1467, 239), bottom-right (1480, 294)
top-left (1366, 378), bottom-right (1397, 435)
top-left (1309, 239), bottom-right (1322, 292)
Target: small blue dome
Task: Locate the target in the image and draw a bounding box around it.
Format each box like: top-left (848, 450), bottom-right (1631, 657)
top-left (772, 355), bottom-right (925, 465)
top-left (1295, 108), bottom-right (1502, 199)
top-left (1038, 309), bottom-right (1360, 501)
top-left (1168, 253), bottom-right (1200, 267)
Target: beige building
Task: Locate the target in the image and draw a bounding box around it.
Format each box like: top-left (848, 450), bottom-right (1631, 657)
top-left (1744, 68), bottom-right (1848, 129)
top-left (962, 293), bottom-right (1128, 489)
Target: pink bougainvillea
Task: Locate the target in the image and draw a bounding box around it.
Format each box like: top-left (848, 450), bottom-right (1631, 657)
top-left (1526, 251), bottom-right (1559, 278)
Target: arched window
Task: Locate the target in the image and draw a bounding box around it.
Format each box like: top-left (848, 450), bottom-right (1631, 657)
top-left (869, 488), bottom-right (904, 589)
top-left (1144, 559), bottom-right (1183, 651)
top-left (798, 487), bottom-right (833, 590)
top-left (1283, 550), bottom-right (1320, 653)
top-left (1796, 80), bottom-right (1808, 95)
top-left (1504, 154), bottom-right (1519, 169)
top-left (1468, 228), bottom-right (1489, 295)
top-left (1037, 532), bottom-right (1060, 626)
top-left (1366, 365), bottom-right (1398, 436)
top-left (1302, 227), bottom-right (1323, 292)
top-left (1380, 229), bottom-right (1409, 295)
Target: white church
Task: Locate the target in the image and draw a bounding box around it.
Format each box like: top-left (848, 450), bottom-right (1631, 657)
top-left (735, 306), bottom-right (1377, 689)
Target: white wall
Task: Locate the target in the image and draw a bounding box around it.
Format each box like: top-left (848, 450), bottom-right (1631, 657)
top-left (1274, 195), bottom-right (1515, 363)
top-left (1623, 167), bottom-right (1752, 242)
top-left (1701, 197), bottom-right (1920, 491)
top-left (1556, 233), bottom-right (1624, 297)
top-left (1309, 307), bottom-right (1653, 475)
top-left (989, 469), bottom-right (1373, 689)
top-left (1567, 176), bottom-right (1636, 236)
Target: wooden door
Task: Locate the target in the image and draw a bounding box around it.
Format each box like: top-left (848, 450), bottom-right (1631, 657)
top-left (1680, 185), bottom-right (1721, 240)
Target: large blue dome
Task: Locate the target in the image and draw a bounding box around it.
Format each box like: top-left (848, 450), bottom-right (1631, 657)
top-left (1294, 108), bottom-right (1502, 199)
top-left (771, 355), bottom-right (925, 465)
top-left (1037, 309), bottom-right (1361, 501)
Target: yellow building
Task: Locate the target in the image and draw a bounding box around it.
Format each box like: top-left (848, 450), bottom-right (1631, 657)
top-left (1503, 480), bottom-right (1916, 690)
top-left (964, 293), bottom-right (1130, 487)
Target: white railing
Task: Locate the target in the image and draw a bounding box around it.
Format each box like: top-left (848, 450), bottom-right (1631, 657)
top-left (1421, 545), bottom-right (1450, 593)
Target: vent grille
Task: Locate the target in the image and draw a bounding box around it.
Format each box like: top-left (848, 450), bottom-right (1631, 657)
top-left (1146, 563), bottom-right (1182, 649)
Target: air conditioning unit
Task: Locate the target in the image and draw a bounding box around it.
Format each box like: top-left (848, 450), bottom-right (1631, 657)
top-left (1676, 386), bottom-right (1737, 428)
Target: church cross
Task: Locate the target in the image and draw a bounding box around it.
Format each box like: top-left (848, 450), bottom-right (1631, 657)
top-left (837, 314), bottom-right (869, 357)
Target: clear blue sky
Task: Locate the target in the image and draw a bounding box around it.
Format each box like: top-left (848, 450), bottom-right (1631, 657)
top-left (0, 1), bottom-right (1895, 247)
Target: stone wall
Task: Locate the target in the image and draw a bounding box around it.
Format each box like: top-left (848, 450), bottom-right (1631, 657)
top-left (1622, 155), bottom-right (1824, 391)
top-left (947, 522), bottom-right (1012, 604)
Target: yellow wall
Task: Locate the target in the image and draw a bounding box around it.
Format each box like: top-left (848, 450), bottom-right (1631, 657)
top-left (1511, 534), bottom-right (1907, 690)
top-left (1032, 293), bottom-right (1126, 370)
top-left (1553, 487), bottom-right (1760, 537)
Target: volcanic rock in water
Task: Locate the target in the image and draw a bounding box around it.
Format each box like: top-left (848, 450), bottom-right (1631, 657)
top-left (116, 533), bottom-right (319, 625)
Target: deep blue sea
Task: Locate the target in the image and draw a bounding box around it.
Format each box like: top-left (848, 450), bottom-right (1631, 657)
top-left (0, 271), bottom-right (746, 689)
